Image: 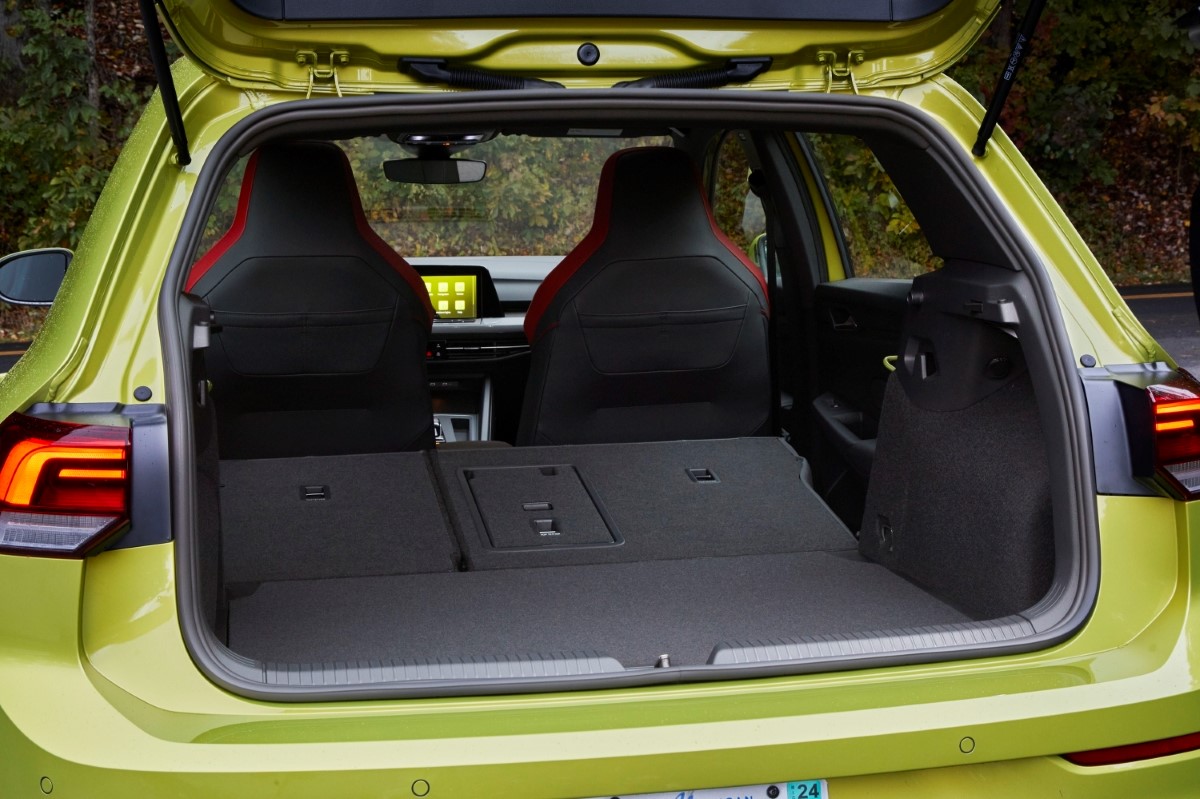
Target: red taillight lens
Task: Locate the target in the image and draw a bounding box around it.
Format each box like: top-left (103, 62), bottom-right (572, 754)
top-left (1147, 375), bottom-right (1200, 499)
top-left (1064, 731), bottom-right (1200, 766)
top-left (0, 413), bottom-right (130, 557)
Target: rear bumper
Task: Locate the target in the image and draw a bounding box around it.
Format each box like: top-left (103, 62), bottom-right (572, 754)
top-left (3, 701), bottom-right (1199, 798)
top-left (2, 494), bottom-right (1198, 796)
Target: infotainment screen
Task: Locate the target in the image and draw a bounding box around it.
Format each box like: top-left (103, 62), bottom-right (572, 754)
top-left (423, 274), bottom-right (478, 319)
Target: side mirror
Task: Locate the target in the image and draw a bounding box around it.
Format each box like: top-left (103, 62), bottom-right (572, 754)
top-left (0, 248), bottom-right (71, 306)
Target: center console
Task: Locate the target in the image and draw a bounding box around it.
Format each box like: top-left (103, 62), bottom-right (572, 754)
top-left (416, 265), bottom-right (529, 443)
top-left (432, 375), bottom-right (493, 443)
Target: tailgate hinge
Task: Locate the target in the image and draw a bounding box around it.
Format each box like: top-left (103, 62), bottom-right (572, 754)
top-left (818, 50), bottom-right (864, 94)
top-left (297, 49), bottom-right (350, 98)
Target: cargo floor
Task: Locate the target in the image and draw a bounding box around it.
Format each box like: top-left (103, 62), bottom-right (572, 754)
top-left (227, 550), bottom-right (971, 668)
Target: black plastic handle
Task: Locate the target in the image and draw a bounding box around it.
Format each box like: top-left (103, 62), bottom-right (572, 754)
top-left (615, 57), bottom-right (771, 89)
top-left (400, 58), bottom-right (564, 90)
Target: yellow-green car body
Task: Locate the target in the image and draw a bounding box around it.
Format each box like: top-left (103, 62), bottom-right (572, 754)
top-left (0, 1), bottom-right (1196, 796)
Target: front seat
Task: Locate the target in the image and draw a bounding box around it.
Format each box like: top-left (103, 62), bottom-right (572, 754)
top-left (518, 146), bottom-right (771, 446)
top-left (186, 140), bottom-right (435, 459)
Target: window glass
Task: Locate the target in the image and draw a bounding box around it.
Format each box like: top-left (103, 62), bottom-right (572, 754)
top-left (198, 135), bottom-right (671, 260)
top-left (347, 135), bottom-right (667, 257)
top-left (806, 133), bottom-right (941, 278)
top-left (197, 156), bottom-right (248, 256)
top-left (710, 131), bottom-right (766, 258)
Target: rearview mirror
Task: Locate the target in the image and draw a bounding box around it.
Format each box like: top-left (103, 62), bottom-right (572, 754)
top-left (0, 248), bottom-right (71, 306)
top-left (384, 158), bottom-right (487, 185)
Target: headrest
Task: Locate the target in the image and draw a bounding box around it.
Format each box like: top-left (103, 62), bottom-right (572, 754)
top-left (214, 141), bottom-right (375, 259)
top-left (595, 147), bottom-right (712, 249)
top-left (523, 146), bottom-right (766, 341)
top-left (258, 142), bottom-right (361, 229)
top-left (186, 141), bottom-right (433, 323)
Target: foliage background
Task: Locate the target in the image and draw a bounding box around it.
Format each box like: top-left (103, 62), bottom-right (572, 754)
top-left (0, 0), bottom-right (155, 338)
top-left (948, 0), bottom-right (1200, 285)
top-left (2, 0), bottom-right (1200, 335)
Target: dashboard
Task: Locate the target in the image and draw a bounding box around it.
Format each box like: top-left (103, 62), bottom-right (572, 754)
top-left (410, 257), bottom-right (558, 443)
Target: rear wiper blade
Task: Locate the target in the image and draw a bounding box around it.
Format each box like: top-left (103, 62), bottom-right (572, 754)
top-left (400, 58), bottom-right (564, 90)
top-left (615, 57), bottom-right (771, 89)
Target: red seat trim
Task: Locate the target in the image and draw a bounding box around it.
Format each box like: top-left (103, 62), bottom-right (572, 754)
top-left (704, 197), bottom-right (769, 298)
top-left (338, 153), bottom-right (435, 325)
top-left (523, 147), bottom-right (769, 343)
top-left (523, 151), bottom-right (620, 342)
top-left (185, 153), bottom-right (260, 292)
top-left (186, 144), bottom-right (434, 326)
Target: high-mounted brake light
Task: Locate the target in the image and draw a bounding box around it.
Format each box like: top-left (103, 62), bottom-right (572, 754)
top-left (0, 413), bottom-right (130, 557)
top-left (1144, 374), bottom-right (1200, 499)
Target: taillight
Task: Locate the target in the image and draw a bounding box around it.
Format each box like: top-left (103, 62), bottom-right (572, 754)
top-left (1064, 731), bottom-right (1200, 766)
top-left (0, 413), bottom-right (130, 557)
top-left (1146, 374), bottom-right (1200, 499)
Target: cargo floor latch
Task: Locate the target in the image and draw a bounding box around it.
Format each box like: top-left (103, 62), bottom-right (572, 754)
top-left (818, 50), bottom-right (864, 95)
top-left (297, 50), bottom-right (349, 98)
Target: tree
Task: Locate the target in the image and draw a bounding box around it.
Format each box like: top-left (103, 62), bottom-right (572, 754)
top-left (950, 0), bottom-right (1200, 282)
top-left (0, 2), bottom-right (151, 254)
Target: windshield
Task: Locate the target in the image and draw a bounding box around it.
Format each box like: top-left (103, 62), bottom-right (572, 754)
top-left (199, 133), bottom-right (670, 260)
top-left (347, 134), bottom-right (669, 257)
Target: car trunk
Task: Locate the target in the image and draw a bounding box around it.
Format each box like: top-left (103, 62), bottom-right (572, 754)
top-left (164, 92), bottom-right (1094, 698)
top-left (214, 438), bottom-right (977, 673)
top-left (186, 278), bottom-right (1067, 695)
top-left (197, 330), bottom-right (1057, 686)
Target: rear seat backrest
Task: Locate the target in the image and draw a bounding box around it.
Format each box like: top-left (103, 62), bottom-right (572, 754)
top-left (859, 263), bottom-right (1055, 619)
top-left (187, 141), bottom-right (436, 459)
top-left (518, 147), bottom-right (772, 446)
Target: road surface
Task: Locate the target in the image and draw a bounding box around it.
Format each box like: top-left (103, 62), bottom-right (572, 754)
top-left (0, 342), bottom-right (28, 373)
top-left (1119, 284), bottom-right (1200, 372)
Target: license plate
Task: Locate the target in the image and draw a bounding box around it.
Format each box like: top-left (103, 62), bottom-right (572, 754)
top-left (590, 779), bottom-right (828, 799)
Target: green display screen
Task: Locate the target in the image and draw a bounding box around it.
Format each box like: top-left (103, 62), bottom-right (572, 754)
top-left (423, 275), bottom-right (477, 319)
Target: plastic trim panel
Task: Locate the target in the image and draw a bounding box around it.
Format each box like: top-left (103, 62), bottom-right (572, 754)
top-left (1079, 365), bottom-right (1164, 497)
top-left (710, 616), bottom-right (1035, 665)
top-left (243, 651), bottom-right (626, 686)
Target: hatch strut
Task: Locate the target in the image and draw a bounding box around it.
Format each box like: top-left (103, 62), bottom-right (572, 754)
top-left (972, 0), bottom-right (1049, 158)
top-left (138, 0), bottom-right (191, 166)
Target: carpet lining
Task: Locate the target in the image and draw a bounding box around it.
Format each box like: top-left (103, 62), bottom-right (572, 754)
top-left (227, 550), bottom-right (971, 667)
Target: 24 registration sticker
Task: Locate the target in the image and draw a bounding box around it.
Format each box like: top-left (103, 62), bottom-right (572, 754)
top-left (589, 779), bottom-right (828, 799)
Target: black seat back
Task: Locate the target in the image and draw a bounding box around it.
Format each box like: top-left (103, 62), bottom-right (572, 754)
top-left (188, 141), bottom-right (434, 458)
top-left (518, 147), bottom-right (771, 445)
top-left (859, 263), bottom-right (1055, 618)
